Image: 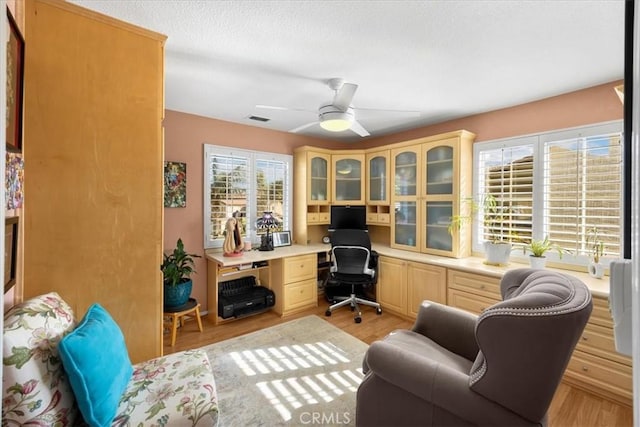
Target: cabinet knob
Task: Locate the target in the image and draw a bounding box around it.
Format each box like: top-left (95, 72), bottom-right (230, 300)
top-left (582, 366), bottom-right (589, 372)
top-left (582, 335), bottom-right (588, 341)
top-left (479, 284), bottom-right (486, 290)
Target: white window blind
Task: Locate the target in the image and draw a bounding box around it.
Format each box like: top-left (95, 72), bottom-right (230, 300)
top-left (543, 132), bottom-right (622, 258)
top-left (476, 143), bottom-right (534, 243)
top-left (473, 121), bottom-right (622, 266)
top-left (204, 145), bottom-right (292, 249)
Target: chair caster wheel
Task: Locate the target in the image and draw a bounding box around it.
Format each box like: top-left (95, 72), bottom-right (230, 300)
top-left (325, 310), bottom-right (332, 317)
top-left (376, 308), bottom-right (382, 315)
top-left (354, 317), bottom-right (362, 324)
top-left (350, 305), bottom-right (355, 312)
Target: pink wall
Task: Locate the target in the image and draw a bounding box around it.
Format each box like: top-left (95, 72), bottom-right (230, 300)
top-left (164, 80), bottom-right (623, 312)
top-left (163, 112), bottom-right (334, 310)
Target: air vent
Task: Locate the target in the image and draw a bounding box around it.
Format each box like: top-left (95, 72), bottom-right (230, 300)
top-left (248, 115), bottom-right (270, 122)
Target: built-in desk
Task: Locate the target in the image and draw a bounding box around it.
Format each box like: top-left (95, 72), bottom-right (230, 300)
top-left (205, 244), bottom-right (329, 324)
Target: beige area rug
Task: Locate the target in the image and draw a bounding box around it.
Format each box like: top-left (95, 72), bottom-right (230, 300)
top-left (204, 315), bottom-right (369, 427)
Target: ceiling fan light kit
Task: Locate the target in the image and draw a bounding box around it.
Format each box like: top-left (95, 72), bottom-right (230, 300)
top-left (318, 105), bottom-right (354, 132)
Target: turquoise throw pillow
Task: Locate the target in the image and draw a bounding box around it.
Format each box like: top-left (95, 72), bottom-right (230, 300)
top-left (59, 303), bottom-right (133, 427)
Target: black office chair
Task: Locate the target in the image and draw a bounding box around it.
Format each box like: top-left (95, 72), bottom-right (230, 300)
top-left (324, 229), bottom-right (382, 323)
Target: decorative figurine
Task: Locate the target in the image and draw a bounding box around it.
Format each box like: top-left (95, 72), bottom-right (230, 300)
top-left (223, 216), bottom-right (245, 257)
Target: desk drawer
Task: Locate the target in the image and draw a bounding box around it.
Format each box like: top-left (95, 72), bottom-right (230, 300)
top-left (589, 295), bottom-right (614, 328)
top-left (284, 278), bottom-right (317, 310)
top-left (566, 349), bottom-right (632, 402)
top-left (448, 270), bottom-right (501, 300)
top-left (447, 289), bottom-right (499, 315)
top-left (576, 322), bottom-right (632, 366)
top-left (283, 254), bottom-right (317, 283)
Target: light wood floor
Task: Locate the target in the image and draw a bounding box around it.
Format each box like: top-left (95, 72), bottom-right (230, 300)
top-left (164, 298), bottom-right (633, 427)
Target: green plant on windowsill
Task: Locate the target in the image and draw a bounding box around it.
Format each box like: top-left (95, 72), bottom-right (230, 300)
top-left (520, 235), bottom-right (567, 258)
top-left (587, 227), bottom-right (605, 264)
top-left (447, 193), bottom-right (517, 243)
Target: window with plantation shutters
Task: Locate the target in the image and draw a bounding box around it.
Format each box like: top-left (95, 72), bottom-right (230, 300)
top-left (473, 121), bottom-right (622, 267)
top-left (204, 145), bottom-right (292, 249)
top-left (542, 130), bottom-right (622, 260)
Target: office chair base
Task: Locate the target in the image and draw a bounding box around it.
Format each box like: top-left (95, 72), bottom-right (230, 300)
top-left (325, 294), bottom-right (382, 323)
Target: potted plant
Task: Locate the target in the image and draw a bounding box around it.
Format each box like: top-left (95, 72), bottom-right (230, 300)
top-left (587, 227), bottom-right (605, 279)
top-left (161, 238), bottom-right (201, 308)
top-left (449, 193), bottom-right (515, 265)
top-left (520, 235), bottom-right (566, 269)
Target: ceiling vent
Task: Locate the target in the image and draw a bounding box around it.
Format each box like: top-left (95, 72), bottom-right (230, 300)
top-left (248, 115), bottom-right (270, 122)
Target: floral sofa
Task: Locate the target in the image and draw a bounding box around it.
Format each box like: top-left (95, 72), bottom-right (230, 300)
top-left (2, 292), bottom-right (219, 426)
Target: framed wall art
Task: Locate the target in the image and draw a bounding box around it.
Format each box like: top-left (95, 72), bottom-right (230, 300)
top-left (6, 8), bottom-right (24, 153)
top-left (164, 161), bottom-right (187, 207)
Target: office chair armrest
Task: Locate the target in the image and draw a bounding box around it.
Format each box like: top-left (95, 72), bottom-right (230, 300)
top-left (412, 301), bottom-right (479, 361)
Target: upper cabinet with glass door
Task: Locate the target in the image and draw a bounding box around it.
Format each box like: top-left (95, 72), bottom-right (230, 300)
top-left (366, 150), bottom-right (391, 225)
top-left (307, 151), bottom-right (331, 204)
top-left (390, 144), bottom-right (421, 251)
top-left (332, 152), bottom-right (365, 205)
top-left (421, 134), bottom-right (474, 258)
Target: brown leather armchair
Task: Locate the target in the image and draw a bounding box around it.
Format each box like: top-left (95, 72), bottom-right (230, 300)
top-left (356, 268), bottom-right (593, 426)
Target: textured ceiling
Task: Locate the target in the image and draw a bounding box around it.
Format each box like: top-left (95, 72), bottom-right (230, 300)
top-left (71, 0), bottom-right (625, 142)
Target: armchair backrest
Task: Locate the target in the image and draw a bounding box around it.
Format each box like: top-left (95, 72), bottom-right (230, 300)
top-left (469, 268), bottom-right (592, 423)
top-left (329, 229), bottom-right (375, 278)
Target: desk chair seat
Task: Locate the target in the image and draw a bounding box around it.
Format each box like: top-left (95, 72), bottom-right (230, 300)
top-left (324, 229), bottom-right (382, 323)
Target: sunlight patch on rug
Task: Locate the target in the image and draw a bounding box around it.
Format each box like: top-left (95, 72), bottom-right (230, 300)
top-left (204, 315), bottom-right (368, 426)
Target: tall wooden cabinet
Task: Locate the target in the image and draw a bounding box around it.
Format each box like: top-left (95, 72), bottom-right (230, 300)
top-left (391, 131), bottom-right (474, 258)
top-left (22, 0), bottom-right (166, 363)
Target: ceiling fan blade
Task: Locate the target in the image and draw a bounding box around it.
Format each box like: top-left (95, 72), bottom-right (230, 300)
top-left (333, 83), bottom-right (358, 111)
top-left (353, 107), bottom-right (421, 118)
top-left (290, 121), bottom-right (318, 133)
top-left (350, 120), bottom-right (370, 137)
top-left (256, 104), bottom-right (315, 114)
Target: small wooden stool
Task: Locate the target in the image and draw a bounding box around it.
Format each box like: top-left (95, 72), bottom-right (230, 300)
top-left (163, 298), bottom-right (203, 346)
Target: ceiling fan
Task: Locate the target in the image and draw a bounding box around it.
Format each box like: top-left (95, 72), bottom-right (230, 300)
top-left (256, 78), bottom-right (421, 138)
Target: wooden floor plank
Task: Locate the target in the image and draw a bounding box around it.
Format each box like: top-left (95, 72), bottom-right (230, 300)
top-left (164, 298), bottom-right (633, 427)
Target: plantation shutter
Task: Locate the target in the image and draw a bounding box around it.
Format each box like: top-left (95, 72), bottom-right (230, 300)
top-left (542, 131), bottom-right (622, 258)
top-left (206, 152), bottom-right (250, 242)
top-left (476, 143), bottom-right (535, 243)
top-left (255, 157), bottom-right (289, 234)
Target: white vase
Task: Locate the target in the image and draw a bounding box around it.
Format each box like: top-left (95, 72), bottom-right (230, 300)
top-left (529, 255), bottom-right (546, 269)
top-left (484, 241), bottom-right (511, 266)
top-left (588, 261), bottom-right (604, 279)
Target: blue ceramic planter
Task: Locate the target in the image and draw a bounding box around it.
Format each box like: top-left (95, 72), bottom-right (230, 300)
top-left (164, 280), bottom-right (192, 309)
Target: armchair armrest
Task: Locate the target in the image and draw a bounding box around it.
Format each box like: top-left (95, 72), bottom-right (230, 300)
top-left (411, 301), bottom-right (479, 361)
top-left (363, 340), bottom-right (532, 426)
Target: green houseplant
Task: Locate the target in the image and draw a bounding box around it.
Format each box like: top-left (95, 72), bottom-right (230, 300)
top-left (587, 227), bottom-right (605, 278)
top-left (448, 193), bottom-right (516, 265)
top-left (520, 235), bottom-right (566, 269)
top-left (161, 238), bottom-right (201, 308)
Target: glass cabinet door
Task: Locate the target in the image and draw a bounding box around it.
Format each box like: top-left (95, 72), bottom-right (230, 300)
top-left (425, 146), bottom-right (454, 195)
top-left (394, 150), bottom-right (417, 197)
top-left (424, 201), bottom-right (453, 252)
top-left (394, 201), bottom-right (417, 249)
top-left (309, 155), bottom-right (329, 203)
top-left (333, 156), bottom-right (364, 203)
top-left (368, 155), bottom-right (387, 202)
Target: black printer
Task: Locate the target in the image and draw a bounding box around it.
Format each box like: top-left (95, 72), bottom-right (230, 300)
top-left (218, 276), bottom-right (275, 319)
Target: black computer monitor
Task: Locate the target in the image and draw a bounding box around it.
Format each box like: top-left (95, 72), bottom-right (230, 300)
top-left (329, 205), bottom-right (367, 231)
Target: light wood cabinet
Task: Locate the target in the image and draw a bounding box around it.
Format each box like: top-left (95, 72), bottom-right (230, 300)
top-left (365, 150), bottom-right (391, 226)
top-left (563, 295), bottom-right (632, 406)
top-left (271, 254), bottom-right (318, 316)
top-left (22, 0), bottom-right (165, 363)
top-left (332, 152), bottom-right (365, 204)
top-left (377, 255), bottom-right (446, 318)
top-left (446, 269), bottom-right (501, 315)
top-left (390, 131), bottom-right (474, 258)
top-left (377, 256), bottom-right (407, 315)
